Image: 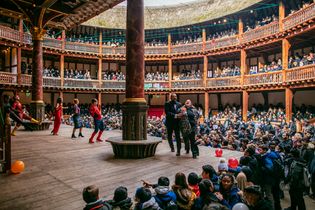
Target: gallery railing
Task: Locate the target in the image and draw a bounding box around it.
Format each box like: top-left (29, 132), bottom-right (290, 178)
top-left (286, 64), bottom-right (315, 82)
top-left (242, 21), bottom-right (279, 43)
top-left (205, 36), bottom-right (240, 51)
top-left (283, 3), bottom-right (315, 31)
top-left (145, 81), bottom-right (170, 90)
top-left (0, 72), bottom-right (17, 84)
top-left (102, 80), bottom-right (125, 89)
top-left (171, 42), bottom-right (203, 54)
top-left (207, 76), bottom-right (241, 88)
top-left (244, 71), bottom-right (283, 86)
top-left (64, 78), bottom-right (100, 89)
top-left (43, 77), bottom-right (61, 87)
top-left (171, 79), bottom-right (203, 89)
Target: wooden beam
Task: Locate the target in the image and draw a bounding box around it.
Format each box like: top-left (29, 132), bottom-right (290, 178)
top-left (285, 87), bottom-right (293, 123)
top-left (242, 90), bottom-right (249, 122)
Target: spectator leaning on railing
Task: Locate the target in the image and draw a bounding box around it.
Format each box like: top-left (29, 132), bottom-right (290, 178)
top-left (288, 51), bottom-right (315, 68)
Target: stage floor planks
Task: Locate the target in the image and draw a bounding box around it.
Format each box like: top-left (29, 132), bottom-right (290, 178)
top-left (0, 125), bottom-right (314, 210)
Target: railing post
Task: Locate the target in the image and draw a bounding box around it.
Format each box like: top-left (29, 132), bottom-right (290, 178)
top-left (99, 30), bottom-right (102, 55)
top-left (60, 54), bottom-right (64, 87)
top-left (240, 49), bottom-right (247, 86)
top-left (238, 18), bottom-right (244, 38)
top-left (204, 91), bottom-right (209, 119)
top-left (279, 0), bottom-right (285, 32)
top-left (168, 33), bottom-right (171, 54)
top-left (61, 30), bottom-right (65, 51)
top-left (203, 55), bottom-right (208, 87)
top-left (285, 87), bottom-right (293, 123)
top-left (242, 90), bottom-right (249, 122)
top-left (202, 29), bottom-right (206, 52)
top-left (282, 38), bottom-right (291, 82)
top-left (17, 19), bottom-right (23, 85)
top-left (168, 58), bottom-right (172, 89)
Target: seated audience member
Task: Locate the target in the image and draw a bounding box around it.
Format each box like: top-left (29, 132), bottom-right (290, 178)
top-left (188, 172), bottom-right (202, 197)
top-left (134, 187), bottom-right (161, 210)
top-left (202, 165), bottom-right (219, 191)
top-left (142, 176), bottom-right (177, 209)
top-left (172, 172), bottom-right (196, 210)
top-left (216, 174), bottom-right (242, 209)
top-left (107, 186), bottom-right (133, 210)
top-left (244, 185), bottom-right (273, 210)
top-left (193, 179), bottom-right (228, 210)
top-left (82, 185), bottom-right (112, 210)
top-left (217, 158), bottom-right (229, 175)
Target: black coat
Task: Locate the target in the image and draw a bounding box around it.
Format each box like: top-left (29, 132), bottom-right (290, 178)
top-left (249, 198), bottom-right (274, 210)
top-left (164, 100), bottom-right (181, 127)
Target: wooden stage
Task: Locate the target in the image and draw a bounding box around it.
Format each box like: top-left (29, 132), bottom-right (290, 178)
top-left (0, 125), bottom-right (314, 210)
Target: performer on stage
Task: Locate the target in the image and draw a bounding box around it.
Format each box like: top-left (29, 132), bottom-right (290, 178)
top-left (180, 99), bottom-right (200, 159)
top-left (89, 98), bottom-right (104, 144)
top-left (11, 95), bottom-right (40, 136)
top-left (51, 97), bottom-right (63, 135)
top-left (164, 93), bottom-right (182, 156)
top-left (71, 98), bottom-right (84, 139)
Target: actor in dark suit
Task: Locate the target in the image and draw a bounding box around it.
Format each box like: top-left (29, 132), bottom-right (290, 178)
top-left (164, 93), bottom-right (182, 156)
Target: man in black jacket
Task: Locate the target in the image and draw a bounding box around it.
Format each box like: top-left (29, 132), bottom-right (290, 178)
top-left (164, 93), bottom-right (182, 156)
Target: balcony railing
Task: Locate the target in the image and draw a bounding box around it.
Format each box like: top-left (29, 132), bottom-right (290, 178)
top-left (171, 42), bottom-right (203, 54)
top-left (64, 79), bottom-right (99, 89)
top-left (207, 76), bottom-right (241, 88)
top-left (102, 80), bottom-right (125, 89)
top-left (21, 74), bottom-right (32, 85)
top-left (43, 38), bottom-right (62, 49)
top-left (242, 21), bottom-right (279, 43)
top-left (65, 42), bottom-right (99, 54)
top-left (171, 79), bottom-right (203, 89)
top-left (115, 47), bottom-right (126, 55)
top-left (0, 25), bottom-right (20, 42)
top-left (103, 46), bottom-right (115, 55)
top-left (43, 77), bottom-right (61, 87)
top-left (286, 64), bottom-right (315, 82)
top-left (145, 46), bottom-right (168, 55)
top-left (0, 72), bottom-right (17, 84)
top-left (244, 71), bottom-right (283, 86)
top-left (205, 36), bottom-right (239, 51)
top-left (145, 81), bottom-right (170, 90)
top-left (283, 3), bottom-right (315, 31)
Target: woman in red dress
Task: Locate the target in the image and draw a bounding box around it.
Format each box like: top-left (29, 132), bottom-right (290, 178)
top-left (51, 97), bottom-right (63, 135)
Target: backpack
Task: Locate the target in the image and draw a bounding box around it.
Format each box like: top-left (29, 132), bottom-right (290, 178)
top-left (272, 158), bottom-right (285, 180)
top-left (154, 195), bottom-right (178, 210)
top-left (303, 166), bottom-right (311, 188)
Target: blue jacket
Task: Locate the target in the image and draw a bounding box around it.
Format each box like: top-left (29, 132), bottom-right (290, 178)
top-left (220, 186), bottom-right (241, 210)
top-left (261, 151), bottom-right (281, 184)
top-left (153, 186), bottom-right (176, 209)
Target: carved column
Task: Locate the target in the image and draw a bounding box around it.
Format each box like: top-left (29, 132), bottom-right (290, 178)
top-left (168, 33), bottom-right (171, 54)
top-left (30, 27), bottom-right (45, 121)
top-left (238, 18), bottom-right (244, 37)
top-left (202, 29), bottom-right (206, 51)
top-left (122, 0), bottom-right (147, 141)
top-left (285, 88), bottom-right (293, 122)
top-left (98, 58), bottom-right (102, 87)
top-left (242, 90), bottom-right (249, 122)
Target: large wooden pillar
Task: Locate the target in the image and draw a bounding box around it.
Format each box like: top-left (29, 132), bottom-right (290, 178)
top-left (98, 92), bottom-right (102, 107)
top-left (30, 27), bottom-right (45, 121)
top-left (202, 29), bottom-right (206, 51)
top-left (98, 58), bottom-right (102, 86)
top-left (282, 38), bottom-right (291, 82)
top-left (285, 88), bottom-right (293, 122)
top-left (168, 33), bottom-right (171, 54)
top-left (122, 0), bottom-right (147, 140)
top-left (242, 90), bottom-right (249, 121)
top-left (238, 18), bottom-right (244, 37)
top-left (204, 92), bottom-right (209, 119)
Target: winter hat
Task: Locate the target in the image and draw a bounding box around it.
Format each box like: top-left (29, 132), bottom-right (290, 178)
top-left (218, 158), bottom-right (228, 171)
top-left (135, 187), bottom-right (151, 203)
top-left (113, 186), bottom-right (128, 202)
top-left (188, 172), bottom-right (202, 185)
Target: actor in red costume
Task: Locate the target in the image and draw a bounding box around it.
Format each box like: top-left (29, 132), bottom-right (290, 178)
top-left (89, 98), bottom-right (105, 143)
top-left (11, 95), bottom-right (40, 136)
top-left (51, 97), bottom-right (63, 135)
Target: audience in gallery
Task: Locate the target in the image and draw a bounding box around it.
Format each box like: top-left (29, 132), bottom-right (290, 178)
top-left (173, 69), bottom-right (202, 80)
top-left (288, 0), bottom-right (314, 16)
top-left (249, 59), bottom-right (282, 75)
top-left (66, 32), bottom-right (99, 45)
top-left (288, 51), bottom-right (315, 68)
top-left (213, 65), bottom-right (241, 78)
top-left (172, 34), bottom-right (203, 45)
top-left (64, 68), bottom-right (92, 80)
top-left (206, 29), bottom-right (237, 41)
top-left (145, 72), bottom-right (169, 81)
top-left (43, 66), bottom-right (60, 78)
top-left (245, 15), bottom-right (278, 32)
top-left (103, 70), bottom-right (126, 81)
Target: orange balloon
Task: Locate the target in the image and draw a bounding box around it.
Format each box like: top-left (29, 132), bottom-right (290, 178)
top-left (11, 160), bottom-right (25, 174)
